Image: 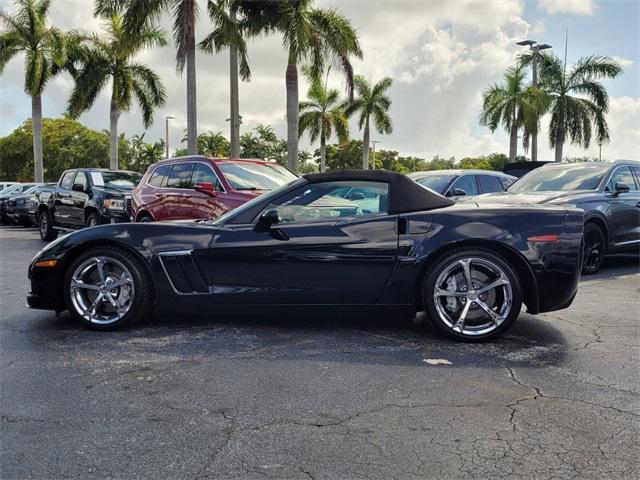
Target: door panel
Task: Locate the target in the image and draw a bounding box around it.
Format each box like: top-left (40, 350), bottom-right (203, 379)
top-left (202, 216), bottom-right (399, 305)
top-left (68, 172), bottom-right (88, 225)
top-left (607, 166), bottom-right (640, 244)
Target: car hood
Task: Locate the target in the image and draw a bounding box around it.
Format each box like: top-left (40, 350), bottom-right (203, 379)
top-left (466, 190), bottom-right (594, 206)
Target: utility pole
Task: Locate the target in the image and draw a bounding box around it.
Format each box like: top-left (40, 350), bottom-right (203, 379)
top-left (599, 142), bottom-right (602, 161)
top-left (165, 116), bottom-right (175, 158)
top-left (517, 40), bottom-right (552, 162)
top-left (370, 141), bottom-right (381, 169)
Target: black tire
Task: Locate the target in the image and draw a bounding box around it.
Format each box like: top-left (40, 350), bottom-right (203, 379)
top-left (39, 211), bottom-right (58, 241)
top-left (137, 213), bottom-right (153, 223)
top-left (582, 223), bottom-right (605, 275)
top-left (86, 211), bottom-right (104, 227)
top-left (64, 246), bottom-right (153, 330)
top-left (422, 248), bottom-right (523, 342)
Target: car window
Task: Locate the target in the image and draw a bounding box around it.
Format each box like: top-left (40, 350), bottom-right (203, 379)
top-left (450, 175), bottom-right (478, 196)
top-left (479, 175), bottom-right (504, 193)
top-left (509, 165), bottom-right (607, 192)
top-left (261, 181), bottom-right (389, 223)
top-left (192, 163), bottom-right (223, 191)
top-left (499, 176), bottom-right (516, 189)
top-left (60, 172), bottom-right (76, 189)
top-left (218, 162), bottom-right (298, 191)
top-left (75, 172), bottom-right (88, 190)
top-left (414, 174), bottom-right (455, 194)
top-left (606, 166), bottom-right (638, 191)
top-left (148, 165), bottom-right (171, 187)
top-left (167, 163), bottom-right (194, 188)
top-left (632, 166), bottom-right (640, 184)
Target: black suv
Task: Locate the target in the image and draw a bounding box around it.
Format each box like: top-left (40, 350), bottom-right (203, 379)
top-left (37, 169), bottom-right (142, 241)
top-left (471, 160), bottom-right (640, 273)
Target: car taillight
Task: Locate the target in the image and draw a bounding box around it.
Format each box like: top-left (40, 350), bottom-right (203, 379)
top-left (527, 234), bottom-right (558, 242)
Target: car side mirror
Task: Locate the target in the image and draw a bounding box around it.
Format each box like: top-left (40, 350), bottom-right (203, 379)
top-left (72, 183), bottom-right (85, 192)
top-left (195, 181), bottom-right (217, 197)
top-left (255, 209), bottom-right (280, 232)
top-left (614, 182), bottom-right (630, 196)
top-left (349, 191), bottom-right (366, 200)
top-left (450, 188), bottom-right (467, 196)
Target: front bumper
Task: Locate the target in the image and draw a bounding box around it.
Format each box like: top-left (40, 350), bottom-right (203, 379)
top-left (27, 264), bottom-right (65, 311)
top-left (6, 206), bottom-right (34, 224)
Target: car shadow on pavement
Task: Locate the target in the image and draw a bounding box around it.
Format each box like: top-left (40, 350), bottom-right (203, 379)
top-left (25, 307), bottom-right (568, 370)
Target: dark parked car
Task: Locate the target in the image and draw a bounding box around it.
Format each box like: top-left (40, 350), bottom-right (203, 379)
top-left (37, 169), bottom-right (142, 241)
top-left (5, 184), bottom-right (54, 226)
top-left (408, 170), bottom-right (516, 198)
top-left (132, 156), bottom-right (298, 222)
top-left (471, 160), bottom-right (640, 274)
top-left (0, 183), bottom-right (37, 224)
top-left (28, 170), bottom-right (584, 342)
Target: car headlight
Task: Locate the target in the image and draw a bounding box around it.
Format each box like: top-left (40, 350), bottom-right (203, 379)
top-left (16, 199), bottom-right (26, 205)
top-left (103, 199), bottom-right (126, 210)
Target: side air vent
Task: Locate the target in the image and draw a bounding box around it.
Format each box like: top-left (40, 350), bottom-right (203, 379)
top-left (158, 251), bottom-right (209, 295)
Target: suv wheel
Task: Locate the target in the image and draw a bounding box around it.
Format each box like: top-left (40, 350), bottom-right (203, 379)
top-left (582, 223), bottom-right (605, 275)
top-left (39, 211), bottom-right (58, 241)
top-left (86, 212), bottom-right (103, 228)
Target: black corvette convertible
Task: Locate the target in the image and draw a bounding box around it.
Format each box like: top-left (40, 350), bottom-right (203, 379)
top-left (28, 170), bottom-right (584, 341)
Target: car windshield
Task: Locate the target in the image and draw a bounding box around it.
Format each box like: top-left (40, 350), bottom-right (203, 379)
top-left (413, 174), bottom-right (455, 194)
top-left (91, 171), bottom-right (142, 190)
top-left (218, 162), bottom-right (297, 191)
top-left (509, 165), bottom-right (608, 192)
top-left (23, 185), bottom-right (40, 194)
top-left (1, 184), bottom-right (25, 195)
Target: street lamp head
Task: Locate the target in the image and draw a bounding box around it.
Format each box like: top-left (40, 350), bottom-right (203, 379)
top-left (537, 44), bottom-right (552, 50)
top-left (165, 115), bottom-right (175, 120)
top-left (517, 40), bottom-right (536, 46)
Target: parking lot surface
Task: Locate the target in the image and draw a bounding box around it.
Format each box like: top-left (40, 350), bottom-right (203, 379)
top-left (1, 225), bottom-right (639, 479)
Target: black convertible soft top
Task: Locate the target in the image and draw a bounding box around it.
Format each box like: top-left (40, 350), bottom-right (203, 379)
top-left (303, 170), bottom-right (454, 214)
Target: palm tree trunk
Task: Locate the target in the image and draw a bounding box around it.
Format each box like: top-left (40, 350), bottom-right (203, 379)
top-left (555, 128), bottom-right (564, 162)
top-left (31, 94), bottom-right (44, 182)
top-left (320, 134), bottom-right (326, 173)
top-left (229, 8), bottom-right (240, 158)
top-left (109, 96), bottom-right (119, 170)
top-left (285, 59), bottom-right (299, 173)
top-left (186, 32), bottom-right (198, 156)
top-left (509, 125), bottom-right (517, 161)
top-left (362, 120), bottom-right (370, 170)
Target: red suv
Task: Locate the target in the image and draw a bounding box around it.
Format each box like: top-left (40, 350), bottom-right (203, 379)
top-left (132, 156), bottom-right (298, 222)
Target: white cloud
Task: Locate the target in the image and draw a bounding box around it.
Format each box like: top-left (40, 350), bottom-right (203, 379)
top-left (611, 56), bottom-right (634, 68)
top-left (537, 0), bottom-right (595, 16)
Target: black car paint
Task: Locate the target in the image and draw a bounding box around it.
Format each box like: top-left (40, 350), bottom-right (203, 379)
top-left (473, 161), bottom-right (640, 253)
top-left (28, 177), bottom-right (584, 320)
top-left (37, 169), bottom-right (137, 228)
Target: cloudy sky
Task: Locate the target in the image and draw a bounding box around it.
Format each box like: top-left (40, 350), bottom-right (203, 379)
top-left (1, 0), bottom-right (638, 161)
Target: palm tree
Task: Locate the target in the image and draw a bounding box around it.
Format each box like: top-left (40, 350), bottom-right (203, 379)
top-left (343, 75), bottom-right (393, 170)
top-left (66, 14), bottom-right (167, 169)
top-left (241, 0), bottom-right (361, 173)
top-left (96, 0), bottom-right (200, 155)
top-left (0, 0), bottom-right (66, 182)
top-left (299, 69), bottom-right (349, 172)
top-left (520, 53), bottom-right (622, 162)
top-left (480, 65), bottom-right (537, 161)
top-left (200, 0), bottom-right (251, 158)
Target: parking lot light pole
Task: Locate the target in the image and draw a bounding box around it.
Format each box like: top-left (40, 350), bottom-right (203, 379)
top-left (517, 40), bottom-right (552, 163)
top-left (165, 116), bottom-right (175, 159)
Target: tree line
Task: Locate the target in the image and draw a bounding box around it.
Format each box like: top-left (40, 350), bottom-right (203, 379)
top-left (0, 117), bottom-right (518, 181)
top-left (0, 0), bottom-right (394, 182)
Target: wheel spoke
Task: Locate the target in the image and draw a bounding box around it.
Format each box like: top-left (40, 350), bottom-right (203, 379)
top-left (452, 300), bottom-right (471, 332)
top-left (71, 279), bottom-right (100, 291)
top-left (459, 259), bottom-right (473, 290)
top-left (475, 299), bottom-right (505, 325)
top-left (434, 287), bottom-right (466, 298)
top-left (110, 272), bottom-right (133, 289)
top-left (477, 275), bottom-right (509, 294)
top-left (83, 294), bottom-right (102, 320)
top-left (96, 258), bottom-right (106, 284)
top-left (105, 293), bottom-right (125, 313)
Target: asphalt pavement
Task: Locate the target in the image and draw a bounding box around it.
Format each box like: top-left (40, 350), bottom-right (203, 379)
top-left (1, 225), bottom-right (639, 479)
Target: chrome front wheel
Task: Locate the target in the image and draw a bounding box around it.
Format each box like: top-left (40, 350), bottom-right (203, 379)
top-left (424, 250), bottom-right (522, 341)
top-left (69, 256), bottom-right (135, 325)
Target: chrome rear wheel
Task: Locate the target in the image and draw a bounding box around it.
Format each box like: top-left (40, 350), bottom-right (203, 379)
top-left (424, 249), bottom-right (522, 341)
